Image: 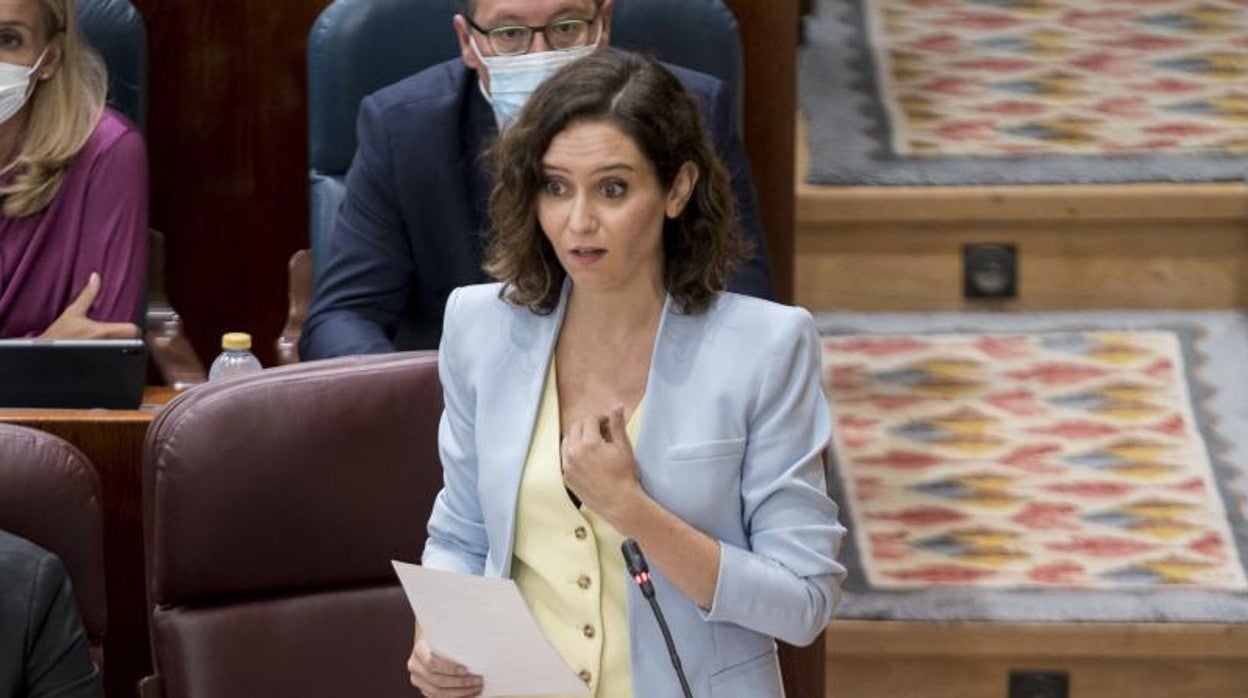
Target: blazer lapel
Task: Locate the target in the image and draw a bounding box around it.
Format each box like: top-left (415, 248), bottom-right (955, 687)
top-left (631, 293), bottom-right (701, 489)
top-left (487, 281), bottom-right (570, 576)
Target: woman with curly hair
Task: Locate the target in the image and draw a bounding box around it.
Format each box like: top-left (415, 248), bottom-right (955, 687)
top-left (0, 0), bottom-right (147, 339)
top-left (409, 50), bottom-right (845, 698)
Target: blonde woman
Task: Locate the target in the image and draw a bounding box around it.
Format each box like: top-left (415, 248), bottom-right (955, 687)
top-left (0, 0), bottom-right (147, 339)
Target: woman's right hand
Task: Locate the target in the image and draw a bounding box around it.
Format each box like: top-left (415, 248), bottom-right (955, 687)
top-left (39, 273), bottom-right (141, 340)
top-left (407, 619), bottom-right (484, 697)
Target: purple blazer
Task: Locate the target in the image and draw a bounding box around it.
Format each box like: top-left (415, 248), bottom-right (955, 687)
top-left (0, 108), bottom-right (148, 338)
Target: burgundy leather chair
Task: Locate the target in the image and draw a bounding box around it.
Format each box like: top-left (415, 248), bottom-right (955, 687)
top-left (0, 424), bottom-right (107, 666)
top-left (140, 353), bottom-right (443, 697)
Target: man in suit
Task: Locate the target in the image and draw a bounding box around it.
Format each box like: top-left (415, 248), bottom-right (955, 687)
top-left (0, 530), bottom-right (102, 698)
top-left (300, 0), bottom-right (774, 360)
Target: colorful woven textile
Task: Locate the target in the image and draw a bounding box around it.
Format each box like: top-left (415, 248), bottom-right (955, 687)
top-left (799, 0), bottom-right (1248, 184)
top-left (824, 330), bottom-right (1247, 592)
top-left (866, 0), bottom-right (1248, 158)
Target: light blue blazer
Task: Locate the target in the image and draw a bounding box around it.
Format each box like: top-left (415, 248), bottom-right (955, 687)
top-left (423, 282), bottom-right (847, 697)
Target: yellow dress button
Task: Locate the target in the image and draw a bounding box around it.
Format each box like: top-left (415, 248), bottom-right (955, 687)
top-left (577, 575), bottom-right (592, 589)
top-left (574, 526), bottom-right (588, 540)
top-left (578, 669), bottom-right (592, 684)
top-left (583, 624), bottom-right (596, 639)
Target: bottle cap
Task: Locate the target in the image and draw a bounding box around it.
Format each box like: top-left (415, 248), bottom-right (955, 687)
top-left (221, 332), bottom-right (252, 350)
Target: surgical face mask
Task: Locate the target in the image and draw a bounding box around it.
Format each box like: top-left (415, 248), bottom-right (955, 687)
top-left (472, 36), bottom-right (598, 129)
top-left (0, 48), bottom-right (48, 126)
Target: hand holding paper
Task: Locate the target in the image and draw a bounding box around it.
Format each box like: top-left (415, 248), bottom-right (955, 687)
top-left (392, 561), bottom-right (590, 697)
top-left (407, 620), bottom-right (484, 697)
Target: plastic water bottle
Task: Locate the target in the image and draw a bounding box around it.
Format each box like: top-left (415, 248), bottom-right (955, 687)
top-left (208, 332), bottom-right (263, 381)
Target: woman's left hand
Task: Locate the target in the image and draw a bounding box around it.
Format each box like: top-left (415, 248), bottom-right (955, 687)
top-left (40, 273), bottom-right (141, 340)
top-left (561, 406), bottom-right (645, 525)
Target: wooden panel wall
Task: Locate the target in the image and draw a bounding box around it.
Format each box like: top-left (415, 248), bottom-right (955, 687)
top-left (726, 0), bottom-right (798, 304)
top-left (794, 178), bottom-right (1248, 311)
top-left (133, 0), bottom-right (327, 367)
top-left (134, 0), bottom-right (797, 369)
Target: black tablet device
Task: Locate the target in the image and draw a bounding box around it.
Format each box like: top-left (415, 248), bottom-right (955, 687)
top-left (0, 339), bottom-right (147, 409)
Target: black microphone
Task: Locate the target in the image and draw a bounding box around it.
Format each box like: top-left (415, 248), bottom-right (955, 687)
top-left (621, 539), bottom-right (693, 698)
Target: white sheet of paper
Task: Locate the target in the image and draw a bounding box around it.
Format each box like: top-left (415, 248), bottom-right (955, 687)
top-left (392, 561), bottom-right (590, 697)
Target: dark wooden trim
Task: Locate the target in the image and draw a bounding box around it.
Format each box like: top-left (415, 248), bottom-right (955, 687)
top-left (725, 0), bottom-right (799, 304)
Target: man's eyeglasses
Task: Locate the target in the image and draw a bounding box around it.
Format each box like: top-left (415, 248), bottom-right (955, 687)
top-left (465, 8), bottom-right (601, 56)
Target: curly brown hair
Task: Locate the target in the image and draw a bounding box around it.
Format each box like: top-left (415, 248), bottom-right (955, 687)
top-left (483, 49), bottom-right (749, 315)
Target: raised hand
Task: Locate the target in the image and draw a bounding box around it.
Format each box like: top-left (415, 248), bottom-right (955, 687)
top-left (40, 272), bottom-right (141, 340)
top-left (561, 405), bottom-right (645, 525)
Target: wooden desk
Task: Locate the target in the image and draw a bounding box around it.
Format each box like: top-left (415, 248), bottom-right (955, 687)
top-left (1, 387), bottom-right (178, 698)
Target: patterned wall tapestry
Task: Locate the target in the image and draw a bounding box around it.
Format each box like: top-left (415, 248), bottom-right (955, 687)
top-left (823, 330), bottom-right (1247, 591)
top-left (864, 0), bottom-right (1248, 157)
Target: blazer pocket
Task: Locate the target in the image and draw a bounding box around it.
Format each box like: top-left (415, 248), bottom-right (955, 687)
top-left (709, 649), bottom-right (781, 695)
top-left (666, 436), bottom-right (746, 462)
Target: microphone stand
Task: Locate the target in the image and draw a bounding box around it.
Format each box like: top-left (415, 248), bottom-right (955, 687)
top-left (621, 539), bottom-right (693, 698)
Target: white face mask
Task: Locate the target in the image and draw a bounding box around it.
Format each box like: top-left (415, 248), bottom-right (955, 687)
top-left (472, 36), bottom-right (598, 129)
top-left (0, 47), bottom-right (49, 126)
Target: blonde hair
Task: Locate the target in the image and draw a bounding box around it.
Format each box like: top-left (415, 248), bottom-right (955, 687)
top-left (1, 0), bottom-right (106, 217)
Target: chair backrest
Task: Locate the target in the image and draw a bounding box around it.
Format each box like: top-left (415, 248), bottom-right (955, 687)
top-left (142, 353), bottom-right (444, 697)
top-left (76, 0), bottom-right (147, 129)
top-left (76, 0), bottom-right (155, 335)
top-left (306, 0), bottom-right (743, 277)
top-left (0, 424), bottom-right (106, 659)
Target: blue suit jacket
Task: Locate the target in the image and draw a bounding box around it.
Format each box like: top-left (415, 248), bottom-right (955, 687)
top-left (300, 58), bottom-right (774, 360)
top-left (423, 283), bottom-right (846, 697)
